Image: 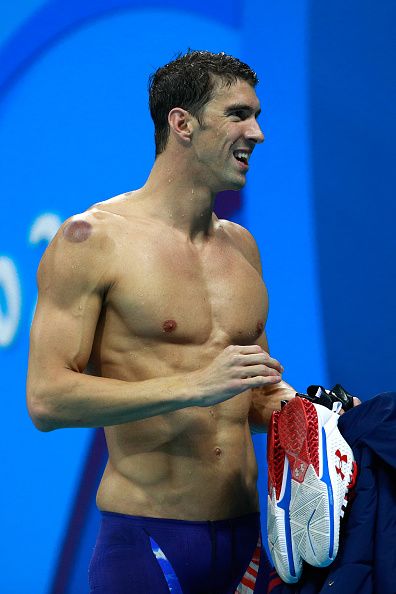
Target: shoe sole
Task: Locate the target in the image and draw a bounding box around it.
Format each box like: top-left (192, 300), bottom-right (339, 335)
top-left (277, 397), bottom-right (355, 567)
top-left (267, 411), bottom-right (303, 584)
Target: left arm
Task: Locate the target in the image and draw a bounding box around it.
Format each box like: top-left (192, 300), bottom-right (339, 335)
top-left (223, 220), bottom-right (297, 432)
top-left (248, 331), bottom-right (296, 433)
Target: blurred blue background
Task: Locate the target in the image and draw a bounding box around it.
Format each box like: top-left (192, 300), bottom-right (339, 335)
top-left (0, 1), bottom-right (394, 592)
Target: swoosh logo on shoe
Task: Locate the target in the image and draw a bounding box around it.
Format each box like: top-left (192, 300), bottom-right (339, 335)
top-left (321, 426), bottom-right (335, 558)
top-left (307, 508), bottom-right (316, 555)
top-left (278, 461), bottom-right (296, 577)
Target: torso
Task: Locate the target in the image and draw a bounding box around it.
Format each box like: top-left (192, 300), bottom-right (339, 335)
top-left (90, 195), bottom-right (268, 520)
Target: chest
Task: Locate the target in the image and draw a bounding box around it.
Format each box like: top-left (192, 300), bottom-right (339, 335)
top-left (108, 233), bottom-right (268, 344)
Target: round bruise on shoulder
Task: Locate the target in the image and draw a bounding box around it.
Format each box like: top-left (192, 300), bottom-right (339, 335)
top-left (162, 319), bottom-right (177, 333)
top-left (63, 220), bottom-right (92, 243)
top-left (256, 320), bottom-right (264, 336)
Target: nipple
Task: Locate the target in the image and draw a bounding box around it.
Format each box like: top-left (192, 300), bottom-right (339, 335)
top-left (162, 319), bottom-right (177, 333)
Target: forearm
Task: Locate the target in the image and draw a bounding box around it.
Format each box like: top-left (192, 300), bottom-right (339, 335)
top-left (27, 369), bottom-right (200, 431)
top-left (248, 379), bottom-right (297, 433)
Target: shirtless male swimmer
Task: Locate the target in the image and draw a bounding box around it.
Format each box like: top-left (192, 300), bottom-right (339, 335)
top-left (27, 50), bottom-right (297, 593)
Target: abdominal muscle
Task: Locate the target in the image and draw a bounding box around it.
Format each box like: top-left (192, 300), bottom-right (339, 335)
top-left (96, 402), bottom-right (260, 521)
top-left (93, 302), bottom-right (262, 521)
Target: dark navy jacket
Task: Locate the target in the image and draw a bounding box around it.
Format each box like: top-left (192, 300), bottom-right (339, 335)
top-left (271, 392), bottom-right (396, 594)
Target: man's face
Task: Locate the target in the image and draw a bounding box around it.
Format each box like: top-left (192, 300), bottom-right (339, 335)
top-left (190, 78), bottom-right (264, 192)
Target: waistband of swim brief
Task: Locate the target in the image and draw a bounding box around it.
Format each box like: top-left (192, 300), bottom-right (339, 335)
top-left (100, 509), bottom-right (260, 529)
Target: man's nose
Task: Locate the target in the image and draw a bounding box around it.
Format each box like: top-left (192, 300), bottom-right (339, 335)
top-left (246, 120), bottom-right (265, 144)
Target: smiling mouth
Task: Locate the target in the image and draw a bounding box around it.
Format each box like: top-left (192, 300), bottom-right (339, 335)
top-left (233, 150), bottom-right (250, 167)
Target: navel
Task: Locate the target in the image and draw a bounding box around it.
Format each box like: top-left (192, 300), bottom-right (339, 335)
top-left (214, 447), bottom-right (222, 457)
top-left (63, 220), bottom-right (92, 243)
top-left (162, 319), bottom-right (177, 333)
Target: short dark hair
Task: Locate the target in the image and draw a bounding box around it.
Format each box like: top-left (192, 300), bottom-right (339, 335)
top-left (148, 50), bottom-right (258, 156)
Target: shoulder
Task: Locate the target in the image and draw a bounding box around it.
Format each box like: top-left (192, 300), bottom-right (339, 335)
top-left (61, 205), bottom-right (121, 246)
top-left (48, 207), bottom-right (118, 258)
top-left (38, 207), bottom-right (119, 289)
top-left (218, 219), bottom-right (262, 274)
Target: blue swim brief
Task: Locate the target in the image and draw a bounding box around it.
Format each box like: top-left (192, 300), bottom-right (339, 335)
top-left (88, 511), bottom-right (273, 593)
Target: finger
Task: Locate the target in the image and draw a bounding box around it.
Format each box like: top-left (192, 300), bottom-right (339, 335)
top-left (241, 364), bottom-right (282, 379)
top-left (340, 397), bottom-right (361, 415)
top-left (243, 375), bottom-right (282, 387)
top-left (239, 353), bottom-right (283, 373)
top-left (233, 344), bottom-right (264, 355)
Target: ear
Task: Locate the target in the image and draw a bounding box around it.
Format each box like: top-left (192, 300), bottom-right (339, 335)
top-left (168, 108), bottom-right (194, 144)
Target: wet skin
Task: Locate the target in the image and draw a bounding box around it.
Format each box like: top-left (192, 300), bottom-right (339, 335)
top-left (91, 200), bottom-right (268, 520)
top-left (28, 79), bottom-right (294, 521)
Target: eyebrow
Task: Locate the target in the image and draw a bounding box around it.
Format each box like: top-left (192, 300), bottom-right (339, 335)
top-left (224, 103), bottom-right (261, 117)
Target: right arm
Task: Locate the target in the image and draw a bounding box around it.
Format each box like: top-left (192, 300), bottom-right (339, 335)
top-left (27, 213), bottom-right (201, 431)
top-left (27, 213), bottom-right (283, 432)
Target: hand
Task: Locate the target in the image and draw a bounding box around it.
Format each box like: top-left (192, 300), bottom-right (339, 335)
top-left (194, 344), bottom-right (283, 407)
top-left (339, 397), bottom-right (361, 415)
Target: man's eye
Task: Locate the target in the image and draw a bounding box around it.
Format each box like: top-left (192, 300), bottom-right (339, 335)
top-left (233, 111), bottom-right (245, 119)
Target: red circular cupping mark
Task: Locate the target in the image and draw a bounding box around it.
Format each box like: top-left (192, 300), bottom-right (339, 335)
top-left (63, 220), bottom-right (92, 243)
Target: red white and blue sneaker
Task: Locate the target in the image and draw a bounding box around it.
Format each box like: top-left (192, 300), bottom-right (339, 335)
top-left (267, 395), bottom-right (358, 584)
top-left (267, 409), bottom-right (303, 583)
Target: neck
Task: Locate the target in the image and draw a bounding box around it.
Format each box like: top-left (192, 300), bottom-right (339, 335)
top-left (139, 150), bottom-right (217, 241)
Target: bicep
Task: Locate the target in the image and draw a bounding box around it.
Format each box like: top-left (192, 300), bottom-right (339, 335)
top-left (28, 224), bottom-right (110, 390)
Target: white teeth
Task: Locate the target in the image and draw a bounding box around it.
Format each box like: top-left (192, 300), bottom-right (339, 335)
top-left (234, 150), bottom-right (250, 162)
